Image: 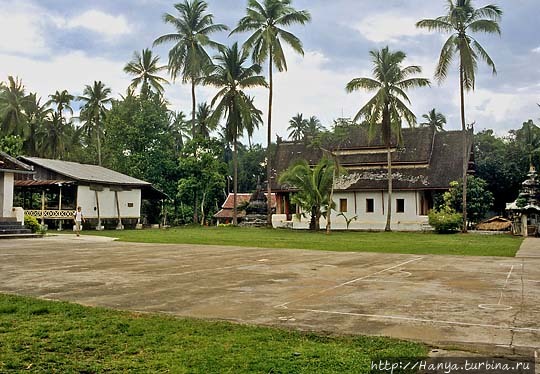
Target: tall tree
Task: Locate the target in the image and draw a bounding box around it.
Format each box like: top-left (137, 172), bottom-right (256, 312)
top-left (168, 110), bottom-right (191, 154)
top-left (305, 115), bottom-right (323, 138)
top-left (47, 89), bottom-right (74, 122)
top-left (243, 95), bottom-right (263, 149)
top-left (512, 120), bottom-right (540, 167)
top-left (24, 93), bottom-right (52, 156)
top-left (194, 102), bottom-right (216, 139)
top-left (417, 0), bottom-right (503, 232)
top-left (232, 0), bottom-right (311, 226)
top-left (279, 157), bottom-right (335, 231)
top-left (153, 0), bottom-right (228, 136)
top-left (287, 113), bottom-right (306, 141)
top-left (420, 108), bottom-right (447, 132)
top-left (78, 81), bottom-right (113, 166)
top-left (124, 48), bottom-right (169, 95)
top-left (202, 42), bottom-right (267, 225)
top-left (40, 112), bottom-right (66, 159)
top-left (346, 46), bottom-right (430, 231)
top-left (0, 76), bottom-right (29, 137)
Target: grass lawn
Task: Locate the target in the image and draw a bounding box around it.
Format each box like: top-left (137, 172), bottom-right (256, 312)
top-left (0, 294), bottom-right (426, 373)
top-left (85, 226), bottom-right (523, 257)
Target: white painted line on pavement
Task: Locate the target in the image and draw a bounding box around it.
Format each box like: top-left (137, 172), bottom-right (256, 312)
top-left (291, 308), bottom-right (540, 333)
top-left (275, 257), bottom-right (423, 308)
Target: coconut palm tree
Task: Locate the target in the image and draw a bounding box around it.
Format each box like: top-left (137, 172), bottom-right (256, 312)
top-left (78, 81), bottom-right (113, 166)
top-left (153, 0), bottom-right (228, 136)
top-left (24, 93), bottom-right (52, 156)
top-left (124, 48), bottom-right (169, 95)
top-left (287, 113), bottom-right (306, 141)
top-left (194, 102), bottom-right (216, 139)
top-left (305, 115), bottom-right (323, 138)
top-left (47, 89), bottom-right (74, 122)
top-left (346, 46), bottom-right (430, 231)
top-left (416, 0), bottom-right (503, 232)
top-left (202, 42), bottom-right (267, 225)
top-left (231, 0), bottom-right (311, 226)
top-left (40, 112), bottom-right (66, 159)
top-left (420, 108), bottom-right (447, 132)
top-left (0, 76), bottom-right (29, 137)
top-left (279, 157), bottom-right (335, 231)
top-left (168, 110), bottom-right (191, 154)
top-left (244, 96), bottom-right (263, 149)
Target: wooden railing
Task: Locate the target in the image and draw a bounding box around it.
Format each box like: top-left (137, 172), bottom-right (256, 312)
top-left (25, 210), bottom-right (75, 219)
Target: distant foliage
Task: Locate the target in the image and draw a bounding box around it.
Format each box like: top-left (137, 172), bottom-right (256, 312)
top-left (444, 176), bottom-right (494, 225)
top-left (0, 135), bottom-right (23, 156)
top-left (428, 208), bottom-right (463, 234)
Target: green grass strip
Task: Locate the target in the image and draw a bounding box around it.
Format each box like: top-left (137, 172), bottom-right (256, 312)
top-left (0, 294), bottom-right (426, 373)
top-left (85, 226), bottom-right (522, 257)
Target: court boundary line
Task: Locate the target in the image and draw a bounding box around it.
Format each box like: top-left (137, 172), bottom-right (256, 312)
top-left (288, 307), bottom-right (540, 333)
top-left (275, 257), bottom-right (423, 308)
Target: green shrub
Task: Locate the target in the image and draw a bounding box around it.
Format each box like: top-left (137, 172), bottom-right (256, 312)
top-left (24, 215), bottom-right (41, 233)
top-left (428, 208), bottom-right (463, 234)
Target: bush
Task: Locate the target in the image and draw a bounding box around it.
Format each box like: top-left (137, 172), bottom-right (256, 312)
top-left (24, 215), bottom-right (41, 233)
top-left (428, 208), bottom-right (463, 234)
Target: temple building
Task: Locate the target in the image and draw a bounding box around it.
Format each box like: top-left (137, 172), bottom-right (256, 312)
top-left (271, 126), bottom-right (473, 231)
top-left (14, 157), bottom-right (165, 230)
top-left (214, 192), bottom-right (276, 225)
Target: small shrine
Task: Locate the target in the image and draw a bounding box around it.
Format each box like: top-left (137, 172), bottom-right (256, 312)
top-left (506, 165), bottom-right (540, 236)
top-left (240, 179), bottom-right (268, 227)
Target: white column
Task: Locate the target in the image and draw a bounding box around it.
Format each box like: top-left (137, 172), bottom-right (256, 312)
top-left (522, 214), bottom-right (528, 237)
top-left (0, 173), bottom-right (15, 218)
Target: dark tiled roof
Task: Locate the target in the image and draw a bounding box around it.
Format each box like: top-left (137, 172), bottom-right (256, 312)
top-left (273, 128), bottom-right (472, 191)
top-left (0, 152), bottom-right (34, 174)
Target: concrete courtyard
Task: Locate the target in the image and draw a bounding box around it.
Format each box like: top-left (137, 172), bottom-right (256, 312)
top-left (1, 235), bottom-right (539, 355)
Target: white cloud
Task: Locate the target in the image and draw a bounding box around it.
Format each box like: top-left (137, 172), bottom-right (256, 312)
top-left (0, 51), bottom-right (130, 102)
top-left (353, 13), bottom-right (430, 43)
top-left (455, 88), bottom-right (539, 126)
top-left (59, 10), bottom-right (132, 38)
top-left (162, 48), bottom-right (372, 144)
top-left (532, 46), bottom-right (540, 53)
top-left (0, 2), bottom-right (49, 56)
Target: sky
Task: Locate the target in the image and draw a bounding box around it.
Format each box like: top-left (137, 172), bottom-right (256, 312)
top-left (1, 0), bottom-right (539, 145)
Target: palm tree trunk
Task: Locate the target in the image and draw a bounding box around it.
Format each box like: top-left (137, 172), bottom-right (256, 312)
top-left (191, 79), bottom-right (196, 139)
top-left (326, 167), bottom-right (335, 235)
top-left (385, 145), bottom-right (393, 232)
top-left (310, 206), bottom-right (317, 231)
top-left (460, 65), bottom-right (468, 233)
top-left (266, 51), bottom-right (274, 227)
top-left (193, 191), bottom-right (198, 224)
top-left (233, 137), bottom-right (238, 226)
top-left (96, 118), bottom-right (102, 166)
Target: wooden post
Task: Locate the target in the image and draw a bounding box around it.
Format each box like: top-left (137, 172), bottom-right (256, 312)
top-left (95, 190), bottom-right (102, 230)
top-left (58, 184), bottom-right (63, 231)
top-left (522, 213), bottom-right (528, 237)
top-left (115, 190), bottom-right (123, 230)
top-left (40, 190), bottom-right (45, 225)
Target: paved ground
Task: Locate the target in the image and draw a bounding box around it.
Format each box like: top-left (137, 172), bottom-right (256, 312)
top-left (1, 235), bottom-right (539, 355)
top-left (516, 237), bottom-right (540, 258)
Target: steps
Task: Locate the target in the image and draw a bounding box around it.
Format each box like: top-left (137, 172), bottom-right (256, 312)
top-left (0, 218), bottom-right (33, 237)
